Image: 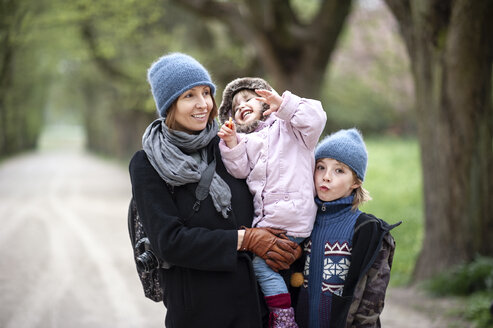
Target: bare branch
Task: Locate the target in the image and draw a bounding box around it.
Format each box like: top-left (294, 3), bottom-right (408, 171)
top-left (79, 22), bottom-right (134, 83)
top-left (170, 0), bottom-right (353, 97)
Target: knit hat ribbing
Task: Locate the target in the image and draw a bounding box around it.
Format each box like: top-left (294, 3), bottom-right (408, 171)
top-left (315, 128), bottom-right (368, 181)
top-left (147, 53), bottom-right (216, 118)
top-left (218, 77), bottom-right (272, 124)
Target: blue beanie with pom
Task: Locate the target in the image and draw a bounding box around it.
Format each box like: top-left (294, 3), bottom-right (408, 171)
top-left (147, 53), bottom-right (216, 117)
top-left (315, 128), bottom-right (368, 181)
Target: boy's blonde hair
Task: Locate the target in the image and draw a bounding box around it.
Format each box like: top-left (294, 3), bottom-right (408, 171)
top-left (352, 175), bottom-right (372, 211)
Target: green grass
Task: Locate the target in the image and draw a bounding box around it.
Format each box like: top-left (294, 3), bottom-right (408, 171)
top-left (359, 137), bottom-right (423, 286)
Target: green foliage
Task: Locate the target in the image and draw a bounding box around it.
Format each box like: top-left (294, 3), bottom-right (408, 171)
top-left (0, 0), bottom-right (50, 157)
top-left (423, 257), bottom-right (493, 328)
top-left (463, 292), bottom-right (493, 328)
top-left (322, 76), bottom-right (398, 134)
top-left (37, 0), bottom-right (252, 158)
top-left (321, 2), bottom-right (415, 135)
top-left (424, 256), bottom-right (493, 297)
top-left (290, 0), bottom-right (321, 23)
top-left (359, 137), bottom-right (423, 286)
top-left (2, 0), bottom-right (417, 159)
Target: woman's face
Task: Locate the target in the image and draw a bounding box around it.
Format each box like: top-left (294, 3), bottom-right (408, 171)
top-left (171, 85), bottom-right (214, 134)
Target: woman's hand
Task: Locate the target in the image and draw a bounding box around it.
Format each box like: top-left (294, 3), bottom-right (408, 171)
top-left (239, 227), bottom-right (302, 272)
top-left (218, 117), bottom-right (238, 148)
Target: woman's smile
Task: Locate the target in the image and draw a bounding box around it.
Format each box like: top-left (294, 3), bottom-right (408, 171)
top-left (192, 112), bottom-right (208, 120)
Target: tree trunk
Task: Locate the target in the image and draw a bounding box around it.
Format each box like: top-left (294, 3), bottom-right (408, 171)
top-left (0, 0), bottom-right (28, 156)
top-left (172, 0), bottom-right (352, 98)
top-left (0, 38), bottom-right (14, 156)
top-left (385, 0), bottom-right (493, 280)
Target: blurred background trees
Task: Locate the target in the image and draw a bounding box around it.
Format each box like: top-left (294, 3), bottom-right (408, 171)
top-left (0, 0), bottom-right (46, 155)
top-left (1, 0), bottom-right (492, 295)
top-left (172, 0), bottom-right (352, 100)
top-left (1, 0), bottom-right (415, 159)
top-left (385, 0), bottom-right (493, 280)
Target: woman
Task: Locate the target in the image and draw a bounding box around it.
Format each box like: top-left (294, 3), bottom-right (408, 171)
top-left (129, 52), bottom-right (301, 328)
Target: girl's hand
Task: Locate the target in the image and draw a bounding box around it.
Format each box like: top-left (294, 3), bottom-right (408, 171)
top-left (217, 117), bottom-right (238, 148)
top-left (255, 89), bottom-right (283, 116)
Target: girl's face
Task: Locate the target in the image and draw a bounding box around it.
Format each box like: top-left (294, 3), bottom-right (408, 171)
top-left (232, 90), bottom-right (263, 126)
top-left (171, 85), bottom-right (214, 134)
top-left (314, 158), bottom-right (361, 202)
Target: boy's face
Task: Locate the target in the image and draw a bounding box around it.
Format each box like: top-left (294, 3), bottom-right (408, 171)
top-left (231, 90), bottom-right (263, 126)
top-left (314, 158), bottom-right (361, 202)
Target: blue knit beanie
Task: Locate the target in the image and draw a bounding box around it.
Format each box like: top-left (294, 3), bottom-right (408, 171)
top-left (315, 128), bottom-right (368, 181)
top-left (147, 53), bottom-right (216, 117)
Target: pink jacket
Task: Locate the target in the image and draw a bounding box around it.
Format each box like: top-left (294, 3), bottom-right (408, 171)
top-left (219, 91), bottom-right (327, 237)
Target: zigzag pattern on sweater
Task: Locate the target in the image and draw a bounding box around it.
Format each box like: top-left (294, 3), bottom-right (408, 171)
top-left (324, 241), bottom-right (351, 256)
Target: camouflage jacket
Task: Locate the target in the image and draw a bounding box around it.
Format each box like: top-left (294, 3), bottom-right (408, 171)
top-left (343, 215), bottom-right (400, 327)
top-left (293, 213), bottom-right (400, 328)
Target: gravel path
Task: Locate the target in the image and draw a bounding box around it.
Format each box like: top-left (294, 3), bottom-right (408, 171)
top-left (0, 150), bottom-right (164, 328)
top-left (381, 286), bottom-right (471, 328)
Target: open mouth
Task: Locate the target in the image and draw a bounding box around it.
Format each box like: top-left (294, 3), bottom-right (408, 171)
top-left (241, 110), bottom-right (253, 121)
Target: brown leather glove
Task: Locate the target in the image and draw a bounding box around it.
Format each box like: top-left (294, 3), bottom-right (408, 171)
top-left (265, 236), bottom-right (302, 272)
top-left (240, 227), bottom-right (302, 272)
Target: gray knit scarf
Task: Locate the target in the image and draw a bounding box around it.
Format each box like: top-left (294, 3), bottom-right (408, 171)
top-left (142, 118), bottom-right (231, 218)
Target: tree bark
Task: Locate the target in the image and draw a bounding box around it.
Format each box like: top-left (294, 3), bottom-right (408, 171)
top-left (385, 0), bottom-right (493, 280)
top-left (0, 29), bottom-right (14, 155)
top-left (171, 0), bottom-right (352, 98)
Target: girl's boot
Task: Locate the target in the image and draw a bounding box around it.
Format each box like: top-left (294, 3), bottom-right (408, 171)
top-left (269, 307), bottom-right (298, 328)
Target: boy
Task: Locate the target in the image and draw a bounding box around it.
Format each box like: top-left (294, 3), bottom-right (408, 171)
top-left (294, 128), bottom-right (400, 328)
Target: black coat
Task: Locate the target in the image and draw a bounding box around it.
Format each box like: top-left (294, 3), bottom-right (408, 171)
top-left (129, 137), bottom-right (265, 328)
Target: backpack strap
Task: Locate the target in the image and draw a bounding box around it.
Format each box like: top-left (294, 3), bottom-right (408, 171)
top-left (192, 155), bottom-right (216, 211)
top-left (182, 152), bottom-right (217, 221)
top-left (354, 214), bottom-right (402, 234)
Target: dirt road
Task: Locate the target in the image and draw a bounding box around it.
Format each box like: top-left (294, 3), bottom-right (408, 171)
top-left (0, 131), bottom-right (468, 327)
top-left (0, 148), bottom-right (164, 328)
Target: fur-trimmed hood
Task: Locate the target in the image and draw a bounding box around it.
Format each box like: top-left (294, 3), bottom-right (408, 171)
top-left (218, 77), bottom-right (272, 124)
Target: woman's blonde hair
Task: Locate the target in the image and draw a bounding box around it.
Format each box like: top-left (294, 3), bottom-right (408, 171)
top-left (352, 174), bottom-right (371, 211)
top-left (165, 97), bottom-right (218, 131)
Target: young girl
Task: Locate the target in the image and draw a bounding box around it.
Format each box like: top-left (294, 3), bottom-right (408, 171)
top-left (294, 128), bottom-right (400, 328)
top-left (217, 77), bottom-right (327, 327)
